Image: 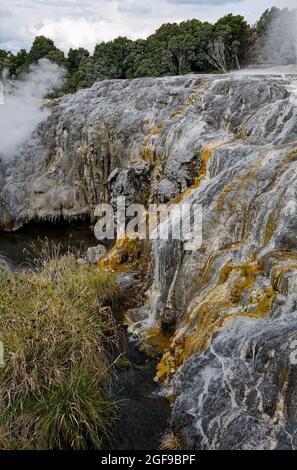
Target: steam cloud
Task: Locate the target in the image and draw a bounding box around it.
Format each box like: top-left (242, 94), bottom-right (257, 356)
top-left (261, 9), bottom-right (297, 66)
top-left (0, 59), bottom-right (65, 159)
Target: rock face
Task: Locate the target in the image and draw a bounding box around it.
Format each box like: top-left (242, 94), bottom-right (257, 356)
top-left (173, 314), bottom-right (297, 450)
top-left (0, 75), bottom-right (204, 230)
top-left (2, 73), bottom-right (297, 449)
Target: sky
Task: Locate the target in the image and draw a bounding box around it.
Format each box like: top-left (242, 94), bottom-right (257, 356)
top-left (0, 0), bottom-right (296, 53)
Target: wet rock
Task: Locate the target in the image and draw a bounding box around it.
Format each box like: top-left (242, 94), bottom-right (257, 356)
top-left (117, 272), bottom-right (139, 291)
top-left (109, 164), bottom-right (151, 208)
top-left (107, 168), bottom-right (120, 184)
top-left (156, 179), bottom-right (179, 203)
top-left (160, 307), bottom-right (180, 335)
top-left (85, 244), bottom-right (107, 264)
top-left (172, 314), bottom-right (297, 450)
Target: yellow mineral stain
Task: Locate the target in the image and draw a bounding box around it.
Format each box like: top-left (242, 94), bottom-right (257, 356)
top-left (139, 122), bottom-right (165, 163)
top-left (216, 183), bottom-right (233, 213)
top-left (237, 124), bottom-right (247, 140)
top-left (169, 141), bottom-right (231, 207)
top-left (187, 92), bottom-right (198, 106)
top-left (271, 261), bottom-right (297, 292)
top-left (286, 149), bottom-right (297, 162)
top-left (99, 235), bottom-right (147, 272)
top-left (155, 259), bottom-right (279, 382)
top-left (155, 149), bottom-right (297, 383)
top-left (156, 250), bottom-right (297, 381)
top-left (141, 326), bottom-right (171, 356)
top-left (264, 210), bottom-right (278, 246)
top-left (169, 106), bottom-right (185, 119)
top-left (156, 350), bottom-right (177, 382)
top-left (150, 122), bottom-right (164, 136)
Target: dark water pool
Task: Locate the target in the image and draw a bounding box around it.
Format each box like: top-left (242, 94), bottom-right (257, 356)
top-left (0, 221), bottom-right (97, 269)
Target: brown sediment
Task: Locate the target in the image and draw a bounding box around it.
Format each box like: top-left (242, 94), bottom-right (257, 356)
top-left (149, 122), bottom-right (165, 137)
top-left (216, 183), bottom-right (233, 213)
top-left (237, 124), bottom-right (248, 140)
top-left (286, 149), bottom-right (297, 162)
top-left (140, 122), bottom-right (164, 163)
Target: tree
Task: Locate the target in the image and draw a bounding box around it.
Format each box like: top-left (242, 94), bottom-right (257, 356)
top-left (215, 14), bottom-right (250, 68)
top-left (93, 37), bottom-right (134, 79)
top-left (67, 48), bottom-right (90, 73)
top-left (206, 37), bottom-right (227, 73)
top-left (231, 40), bottom-right (241, 70)
top-left (46, 49), bottom-right (66, 67)
top-left (180, 20), bottom-right (213, 73)
top-left (5, 8), bottom-right (292, 95)
top-left (0, 50), bottom-right (13, 75)
top-left (8, 49), bottom-right (28, 76)
top-left (74, 57), bottom-right (105, 89)
top-left (28, 36), bottom-right (57, 63)
top-left (168, 34), bottom-right (194, 75)
top-left (134, 40), bottom-right (174, 78)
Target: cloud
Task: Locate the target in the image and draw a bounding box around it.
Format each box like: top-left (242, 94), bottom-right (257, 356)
top-left (0, 21), bottom-right (31, 52)
top-left (0, 6), bottom-right (12, 18)
top-left (29, 15), bottom-right (150, 52)
top-left (1, 0), bottom-right (297, 53)
top-left (118, 0), bottom-right (152, 14)
top-left (166, 0), bottom-right (241, 4)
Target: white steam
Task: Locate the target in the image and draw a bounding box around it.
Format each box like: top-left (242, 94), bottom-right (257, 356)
top-left (235, 9), bottom-right (297, 76)
top-left (0, 59), bottom-right (65, 159)
top-left (261, 9), bottom-right (297, 66)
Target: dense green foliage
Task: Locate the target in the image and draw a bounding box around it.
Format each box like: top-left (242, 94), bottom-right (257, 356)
top-left (0, 7), bottom-right (292, 95)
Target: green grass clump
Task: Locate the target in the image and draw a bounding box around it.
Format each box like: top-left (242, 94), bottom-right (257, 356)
top-left (0, 254), bottom-right (119, 449)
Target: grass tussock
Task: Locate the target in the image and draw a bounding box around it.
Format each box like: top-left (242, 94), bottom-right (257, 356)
top-left (0, 254), bottom-right (120, 449)
top-left (160, 433), bottom-right (183, 450)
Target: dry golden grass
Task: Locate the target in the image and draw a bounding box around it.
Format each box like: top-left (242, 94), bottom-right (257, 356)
top-left (160, 433), bottom-right (183, 450)
top-left (0, 254), bottom-right (120, 449)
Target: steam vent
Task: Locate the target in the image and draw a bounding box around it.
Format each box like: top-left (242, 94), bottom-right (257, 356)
top-left (2, 72), bottom-right (297, 450)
